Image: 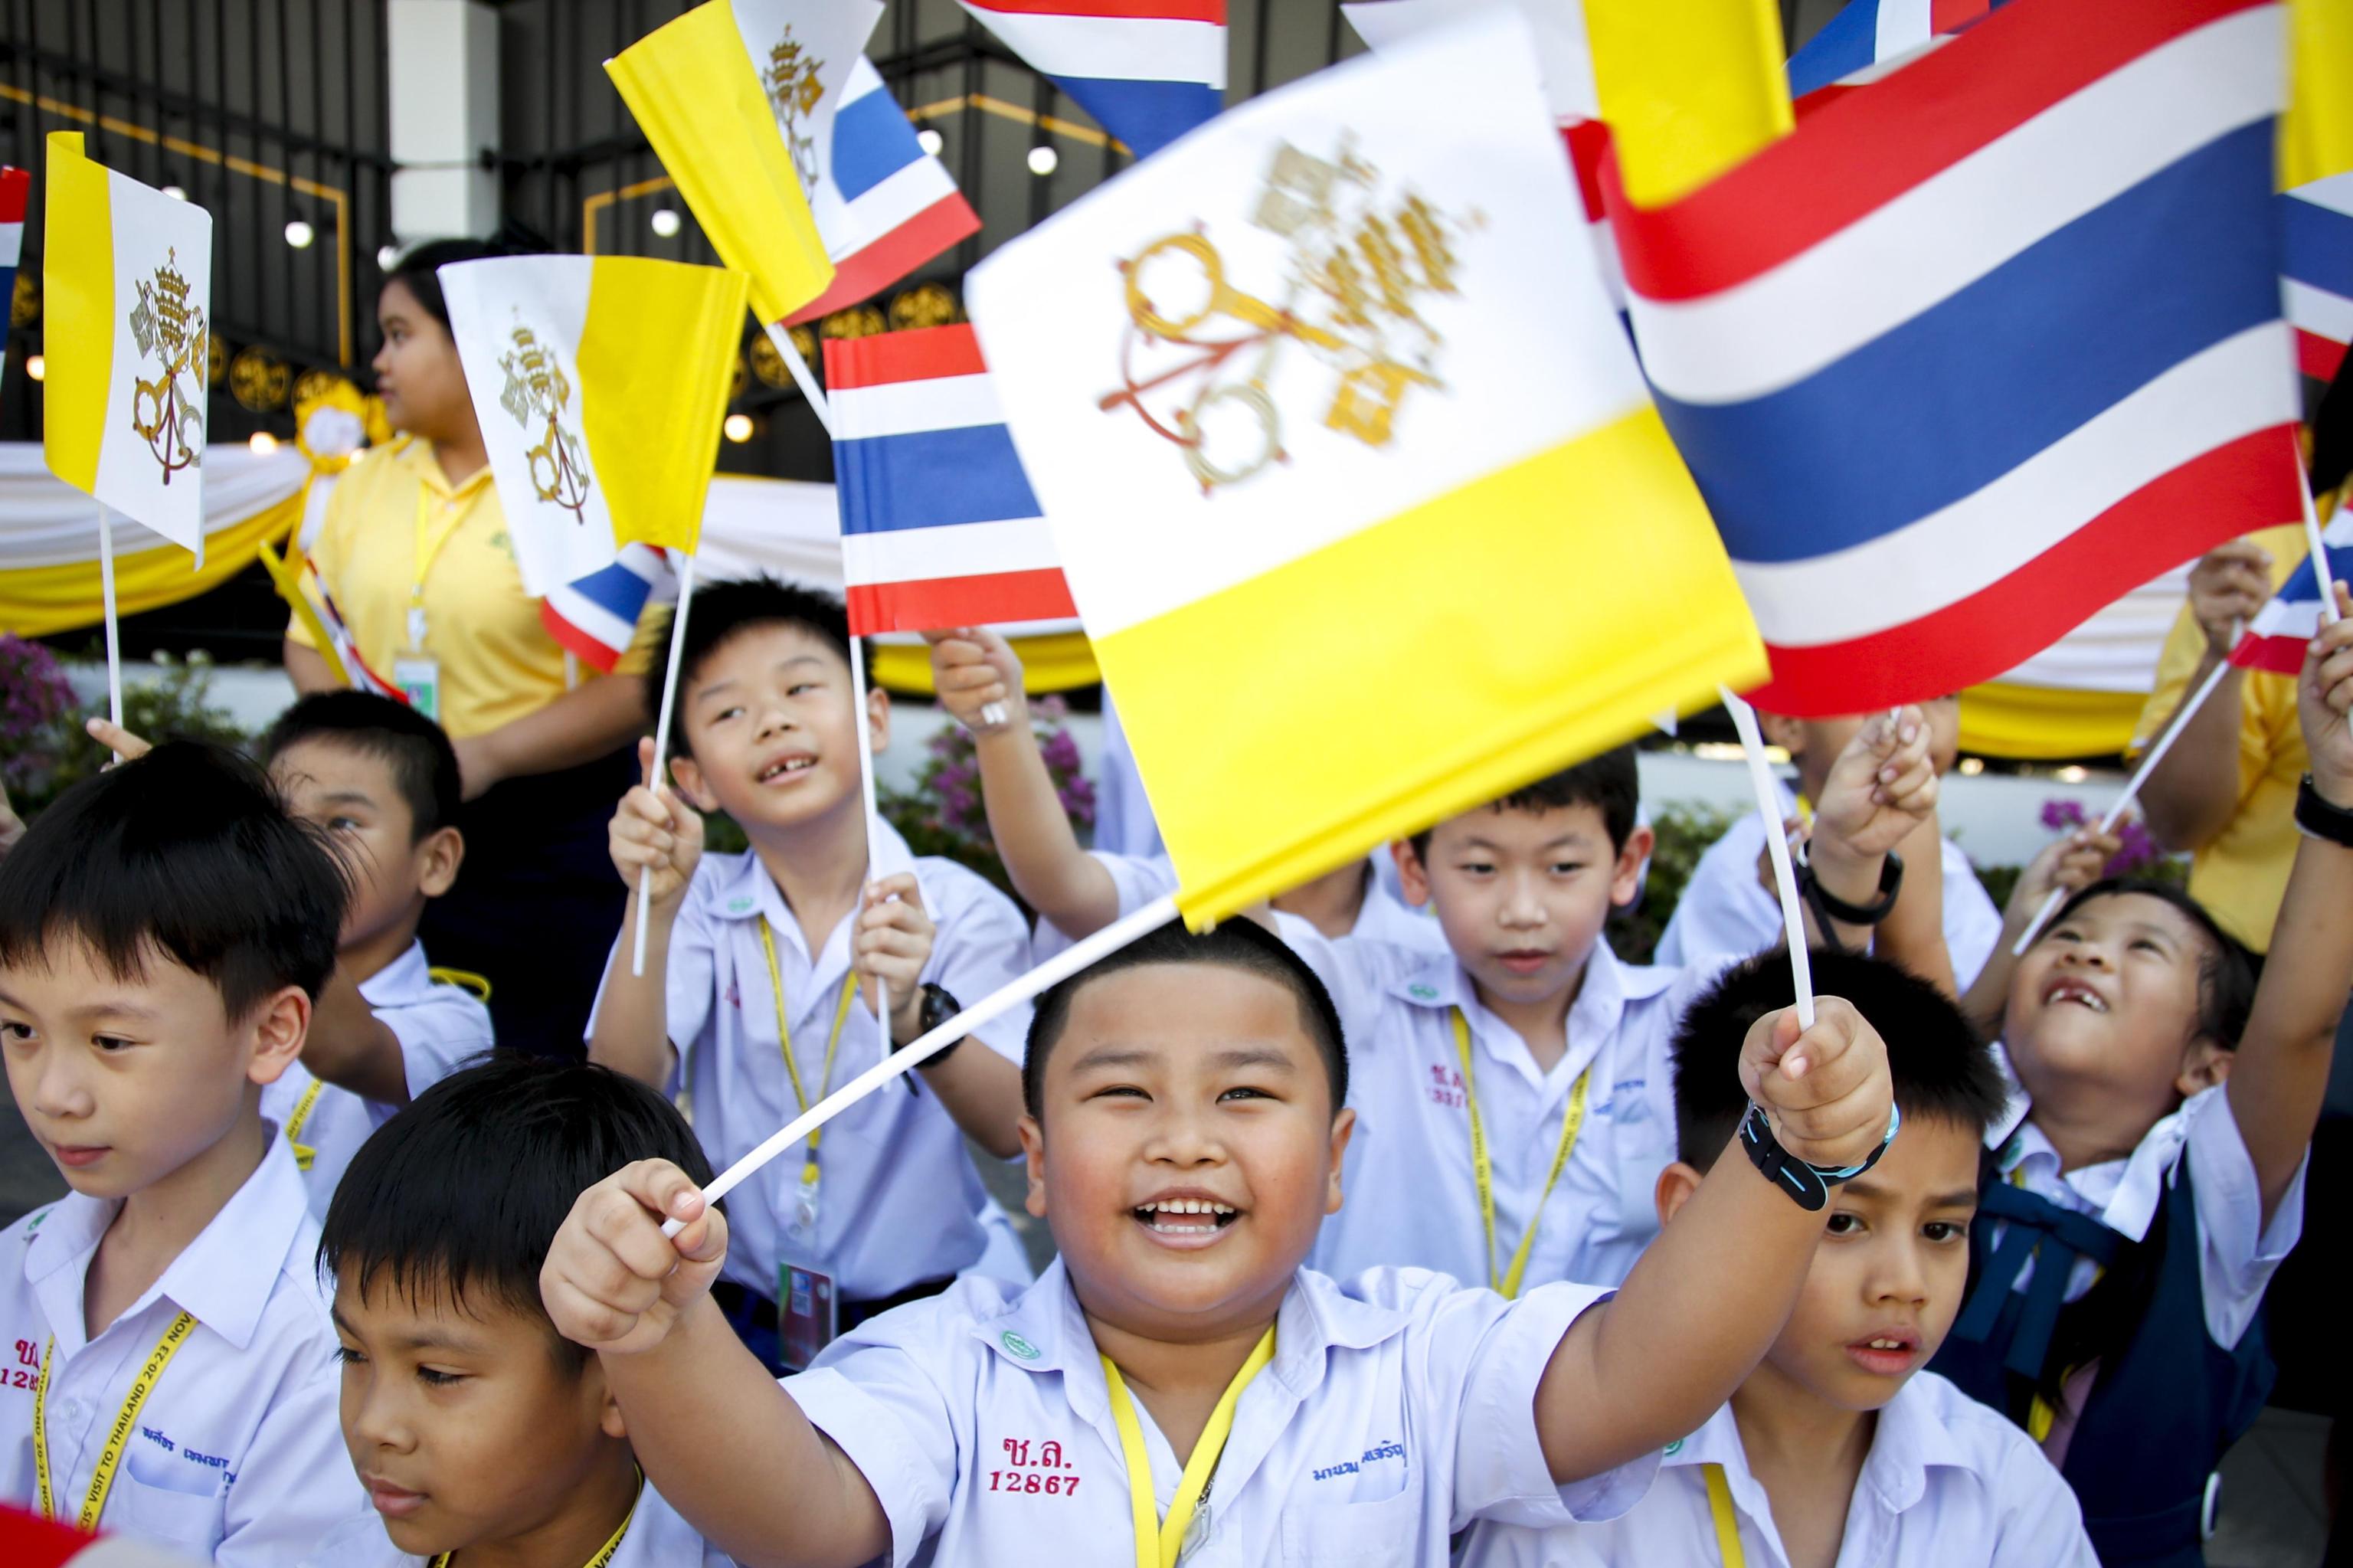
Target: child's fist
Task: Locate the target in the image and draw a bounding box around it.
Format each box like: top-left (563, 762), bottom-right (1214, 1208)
top-left (2188, 540), bottom-right (2273, 656)
top-left (2299, 583), bottom-right (2353, 807)
top-left (924, 626), bottom-right (1027, 734)
top-left (1737, 997), bottom-right (1894, 1172)
top-left (84, 717), bottom-right (153, 763)
top-left (856, 872), bottom-right (937, 1038)
top-left (1814, 707), bottom-right (1939, 858)
top-left (2009, 826), bottom-right (2118, 925)
top-left (539, 1159), bottom-right (728, 1355)
top-left (610, 738), bottom-right (705, 907)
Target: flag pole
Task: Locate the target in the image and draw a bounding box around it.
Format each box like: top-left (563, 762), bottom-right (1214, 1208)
top-left (633, 552), bottom-right (699, 978)
top-left (847, 630), bottom-right (891, 1056)
top-left (764, 321), bottom-right (833, 440)
top-left (2299, 458), bottom-right (2340, 630)
top-left (97, 503), bottom-right (124, 758)
top-left (1721, 686), bottom-right (1815, 1029)
top-left (2010, 646), bottom-right (2235, 955)
top-left (669, 894), bottom-right (1180, 1232)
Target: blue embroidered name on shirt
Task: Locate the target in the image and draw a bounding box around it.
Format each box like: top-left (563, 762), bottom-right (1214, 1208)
top-left (138, 1426), bottom-right (175, 1453)
top-left (182, 1446), bottom-right (230, 1471)
top-left (1313, 1440), bottom-right (1405, 1481)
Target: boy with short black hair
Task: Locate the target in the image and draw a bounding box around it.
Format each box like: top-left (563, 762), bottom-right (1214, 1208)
top-left (594, 578), bottom-right (1037, 1373)
top-left (1466, 948), bottom-right (2094, 1566)
top-left (0, 742), bottom-right (368, 1563)
top-left (305, 1056), bottom-right (735, 1566)
top-left (542, 915), bottom-right (1903, 1566)
top-left (256, 692), bottom-right (494, 1213)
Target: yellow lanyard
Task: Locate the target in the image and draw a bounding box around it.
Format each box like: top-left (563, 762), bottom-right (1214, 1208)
top-left (1101, 1325), bottom-right (1277, 1568)
top-left (283, 1076), bottom-right (329, 1172)
top-left (1703, 1463), bottom-right (1747, 1568)
top-left (408, 481), bottom-right (483, 643)
top-left (1451, 1009), bottom-right (1590, 1299)
top-left (33, 1311), bottom-right (199, 1530)
top-left (758, 917), bottom-right (857, 1184)
top-left (430, 1468), bottom-right (643, 1568)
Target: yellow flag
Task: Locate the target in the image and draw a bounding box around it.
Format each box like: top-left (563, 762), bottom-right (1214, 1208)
top-left (1582, 0), bottom-right (1793, 207)
top-left (607, 1), bottom-right (832, 326)
top-left (2283, 0), bottom-right (2352, 188)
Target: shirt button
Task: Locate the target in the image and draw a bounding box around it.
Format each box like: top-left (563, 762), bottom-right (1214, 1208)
top-left (60, 1398), bottom-right (86, 1425)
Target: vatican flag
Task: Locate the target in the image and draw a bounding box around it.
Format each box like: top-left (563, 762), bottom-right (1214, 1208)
top-left (967, 12), bottom-right (1764, 925)
top-left (42, 132), bottom-right (214, 557)
top-left (437, 254), bottom-right (748, 596)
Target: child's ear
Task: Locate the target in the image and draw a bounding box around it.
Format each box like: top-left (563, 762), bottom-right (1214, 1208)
top-left (1392, 838), bottom-right (1432, 908)
top-left (1759, 711), bottom-right (1807, 755)
top-left (1018, 1113), bottom-right (1047, 1219)
top-left (591, 1361), bottom-right (628, 1441)
top-left (244, 984), bottom-right (310, 1088)
top-left (866, 679), bottom-right (891, 753)
top-left (1324, 1107), bottom-right (1356, 1216)
top-left (1654, 1160), bottom-right (1703, 1229)
top-left (2177, 1036), bottom-right (2233, 1098)
top-left (667, 753), bottom-right (720, 815)
top-left (1609, 823), bottom-right (1656, 909)
top-left (414, 825), bottom-right (464, 899)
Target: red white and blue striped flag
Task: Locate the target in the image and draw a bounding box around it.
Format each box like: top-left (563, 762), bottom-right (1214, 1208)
top-left (784, 57), bottom-right (983, 326)
top-left (542, 543), bottom-right (670, 673)
top-left (1787, 0), bottom-right (2014, 104)
top-left (826, 322), bottom-right (1074, 634)
top-left (2233, 512), bottom-right (2353, 674)
top-left (0, 166), bottom-right (26, 391)
top-left (1612, 0), bottom-right (2304, 716)
top-left (957, 0), bottom-right (1224, 159)
top-left (2286, 174), bottom-right (2352, 383)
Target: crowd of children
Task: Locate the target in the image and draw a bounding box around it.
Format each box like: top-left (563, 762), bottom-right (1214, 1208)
top-left (2, 565), bottom-right (2350, 1568)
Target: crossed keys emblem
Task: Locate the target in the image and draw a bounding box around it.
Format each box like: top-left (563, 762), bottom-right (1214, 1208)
top-left (128, 249), bottom-right (206, 483)
top-left (496, 319), bottom-right (592, 524)
top-left (764, 31), bottom-right (826, 193)
top-left (1099, 136), bottom-right (1473, 493)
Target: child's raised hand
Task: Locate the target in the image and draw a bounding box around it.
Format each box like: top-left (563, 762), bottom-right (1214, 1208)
top-left (1813, 706), bottom-right (1939, 858)
top-left (84, 717), bottom-right (153, 762)
top-left (2008, 825), bottom-right (2119, 924)
top-left (540, 1159), bottom-right (728, 1355)
top-left (856, 872), bottom-right (936, 1039)
top-left (2299, 583), bottom-right (2353, 806)
top-left (923, 626), bottom-right (1027, 735)
top-left (609, 736), bottom-right (705, 907)
top-left (2189, 540), bottom-right (2274, 656)
top-left (1737, 997), bottom-right (1895, 1171)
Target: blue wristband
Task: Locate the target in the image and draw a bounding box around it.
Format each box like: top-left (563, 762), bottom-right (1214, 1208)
top-left (1739, 1102), bottom-right (1903, 1211)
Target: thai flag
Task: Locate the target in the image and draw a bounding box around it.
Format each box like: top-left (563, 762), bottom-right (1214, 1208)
top-left (0, 166), bottom-right (26, 389)
top-left (826, 322), bottom-right (1075, 634)
top-left (299, 556), bottom-right (407, 702)
top-left (2233, 513), bottom-right (2353, 674)
top-left (1609, 0), bottom-right (2305, 717)
top-left (957, 1), bottom-right (1224, 160)
top-left (1788, 0), bottom-right (2015, 107)
top-left (784, 58), bottom-right (983, 327)
top-left (2285, 175), bottom-right (2352, 383)
top-left (541, 544), bottom-right (671, 673)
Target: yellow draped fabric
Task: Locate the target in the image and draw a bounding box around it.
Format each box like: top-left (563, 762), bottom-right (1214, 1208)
top-left (1, 487), bottom-right (306, 637)
top-left (1959, 683), bottom-right (2146, 761)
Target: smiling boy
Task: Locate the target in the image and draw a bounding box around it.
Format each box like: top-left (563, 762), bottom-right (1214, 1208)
top-left (541, 916), bottom-right (1902, 1566)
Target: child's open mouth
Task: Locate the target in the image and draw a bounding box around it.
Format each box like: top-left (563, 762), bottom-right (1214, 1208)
top-left (1132, 1197), bottom-right (1241, 1244)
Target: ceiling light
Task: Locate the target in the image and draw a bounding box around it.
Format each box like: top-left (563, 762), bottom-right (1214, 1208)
top-left (650, 207), bottom-right (682, 238)
top-left (162, 185), bottom-right (188, 201)
top-left (722, 413), bottom-right (754, 444)
top-left (249, 431), bottom-right (280, 454)
top-left (284, 218), bottom-right (316, 249)
top-left (25, 354), bottom-right (44, 382)
top-left (1026, 145), bottom-right (1059, 176)
top-left (916, 126), bottom-right (944, 155)
top-left (377, 243), bottom-right (401, 270)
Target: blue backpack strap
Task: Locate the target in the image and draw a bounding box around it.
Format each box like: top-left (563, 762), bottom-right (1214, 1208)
top-left (1949, 1178), bottom-right (2124, 1378)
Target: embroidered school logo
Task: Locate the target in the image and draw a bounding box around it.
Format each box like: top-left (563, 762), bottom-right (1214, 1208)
top-left (1000, 1330), bottom-right (1042, 1361)
top-left (1311, 1439), bottom-right (1406, 1482)
top-left (1663, 1437), bottom-right (1685, 1457)
top-left (763, 29), bottom-right (826, 193)
top-left (1408, 983), bottom-right (1438, 1000)
top-left (128, 247), bottom-right (207, 483)
top-left (1099, 135), bottom-right (1478, 495)
top-left (496, 318), bottom-right (592, 525)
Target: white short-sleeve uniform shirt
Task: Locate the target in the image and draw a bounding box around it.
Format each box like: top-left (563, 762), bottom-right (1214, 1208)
top-left (0, 1135), bottom-right (368, 1563)
top-left (1654, 782), bottom-right (2004, 987)
top-left (1027, 853), bottom-right (1445, 964)
top-left (1298, 935), bottom-right (1725, 1288)
top-left (259, 941), bottom-right (495, 1218)
top-left (782, 1260), bottom-right (1656, 1566)
top-left (590, 820), bottom-right (1035, 1305)
top-left (1461, 1371), bottom-right (2094, 1567)
top-left (304, 1478), bottom-right (738, 1567)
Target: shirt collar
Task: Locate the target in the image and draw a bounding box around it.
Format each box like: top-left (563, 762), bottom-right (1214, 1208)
top-left (1992, 1091), bottom-right (2201, 1243)
top-left (395, 434), bottom-right (495, 502)
top-left (356, 940), bottom-right (433, 1007)
top-left (708, 821), bottom-right (921, 967)
top-left (1659, 1380), bottom-right (1968, 1522)
top-left (28, 1135), bottom-right (312, 1354)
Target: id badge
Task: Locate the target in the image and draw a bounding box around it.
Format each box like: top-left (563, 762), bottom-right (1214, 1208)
top-left (779, 1264), bottom-right (837, 1372)
top-left (393, 656), bottom-right (441, 722)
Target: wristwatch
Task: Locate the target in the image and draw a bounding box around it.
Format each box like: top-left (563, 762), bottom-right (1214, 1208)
top-left (910, 982), bottom-right (964, 1067)
top-left (2294, 774), bottom-right (2353, 849)
top-left (1739, 1101), bottom-right (1902, 1211)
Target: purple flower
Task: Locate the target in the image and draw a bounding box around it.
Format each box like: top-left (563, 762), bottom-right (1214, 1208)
top-left (2040, 798), bottom-right (2088, 832)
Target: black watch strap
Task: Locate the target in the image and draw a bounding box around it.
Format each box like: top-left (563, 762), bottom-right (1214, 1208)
top-left (911, 982), bottom-right (964, 1065)
top-left (1798, 849), bottom-right (1904, 928)
top-left (2295, 775), bottom-right (2353, 849)
top-left (1739, 1101), bottom-right (1901, 1211)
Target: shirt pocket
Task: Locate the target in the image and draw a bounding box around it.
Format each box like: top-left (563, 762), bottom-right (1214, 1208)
top-left (1278, 1484), bottom-right (1425, 1564)
top-left (111, 1466), bottom-right (226, 1550)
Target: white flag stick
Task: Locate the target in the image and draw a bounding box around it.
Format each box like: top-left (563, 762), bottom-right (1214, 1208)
top-left (847, 631), bottom-right (891, 1052)
top-left (669, 893), bottom-right (1182, 1230)
top-left (763, 320), bottom-right (833, 440)
top-left (97, 504), bottom-right (124, 755)
top-left (633, 553), bottom-right (699, 978)
top-left (1722, 686), bottom-right (1815, 1030)
top-left (2300, 473), bottom-right (2340, 629)
top-left (2009, 648), bottom-right (2235, 956)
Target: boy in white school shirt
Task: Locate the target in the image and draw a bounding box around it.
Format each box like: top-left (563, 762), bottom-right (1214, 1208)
top-left (542, 916), bottom-right (1902, 1566)
top-left (1301, 712), bottom-right (1942, 1290)
top-left (0, 743), bottom-right (368, 1563)
top-left (1464, 949), bottom-right (2093, 1568)
top-left (593, 579), bottom-right (1037, 1374)
top-left (1657, 695), bottom-right (2004, 990)
top-left (925, 626), bottom-right (1446, 954)
top-left (306, 1057), bottom-right (735, 1567)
